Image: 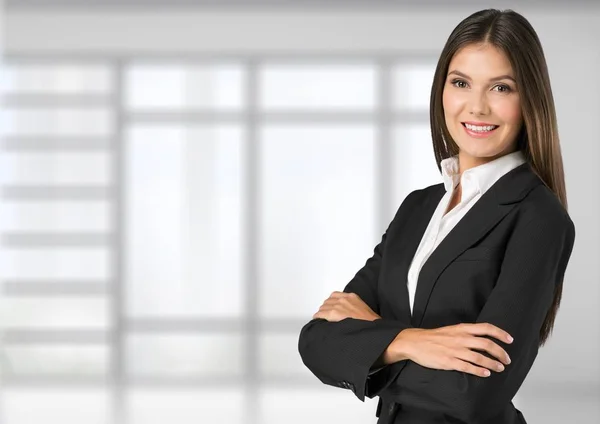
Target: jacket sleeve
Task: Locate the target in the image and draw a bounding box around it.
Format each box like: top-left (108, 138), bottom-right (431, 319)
top-left (298, 192), bottom-right (417, 402)
top-left (377, 211), bottom-right (576, 423)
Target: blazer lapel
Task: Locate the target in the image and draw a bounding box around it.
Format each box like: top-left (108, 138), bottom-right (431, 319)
top-left (386, 185), bottom-right (444, 324)
top-left (410, 162), bottom-right (543, 328)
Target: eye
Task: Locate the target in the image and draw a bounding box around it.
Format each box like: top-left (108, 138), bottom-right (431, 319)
top-left (493, 84), bottom-right (512, 93)
top-left (451, 79), bottom-right (468, 88)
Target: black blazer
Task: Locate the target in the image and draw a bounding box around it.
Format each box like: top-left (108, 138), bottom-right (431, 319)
top-left (298, 162), bottom-right (576, 424)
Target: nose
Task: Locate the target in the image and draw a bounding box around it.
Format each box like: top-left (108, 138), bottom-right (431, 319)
top-left (469, 91), bottom-right (490, 116)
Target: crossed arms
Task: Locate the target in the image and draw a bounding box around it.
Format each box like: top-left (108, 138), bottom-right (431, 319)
top-left (298, 206), bottom-right (575, 423)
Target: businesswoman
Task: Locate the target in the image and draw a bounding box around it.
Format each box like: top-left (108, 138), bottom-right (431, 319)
top-left (298, 8), bottom-right (576, 424)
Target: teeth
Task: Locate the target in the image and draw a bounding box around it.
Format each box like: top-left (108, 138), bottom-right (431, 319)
top-left (465, 123), bottom-right (497, 132)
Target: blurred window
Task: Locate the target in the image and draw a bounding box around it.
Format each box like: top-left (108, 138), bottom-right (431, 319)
top-left (0, 58), bottom-right (438, 423)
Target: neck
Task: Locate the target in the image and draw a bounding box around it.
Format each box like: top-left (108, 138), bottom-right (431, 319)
top-left (457, 146), bottom-right (520, 174)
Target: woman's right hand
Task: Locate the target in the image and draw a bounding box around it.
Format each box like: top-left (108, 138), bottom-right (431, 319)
top-left (394, 323), bottom-right (513, 377)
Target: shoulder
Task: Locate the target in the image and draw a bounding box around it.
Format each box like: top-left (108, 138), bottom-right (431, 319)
top-left (517, 183), bottom-right (575, 237)
top-left (392, 182), bottom-right (444, 217)
top-left (404, 182), bottom-right (445, 205)
top-left (388, 182), bottom-right (444, 226)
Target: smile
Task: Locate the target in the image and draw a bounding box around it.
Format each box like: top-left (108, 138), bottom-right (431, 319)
top-left (461, 122), bottom-right (499, 138)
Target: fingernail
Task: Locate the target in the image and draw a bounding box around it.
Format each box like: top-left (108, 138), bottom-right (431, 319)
top-left (497, 364), bottom-right (505, 372)
top-left (506, 356), bottom-right (511, 364)
top-left (507, 335), bottom-right (513, 343)
top-left (484, 370), bottom-right (491, 377)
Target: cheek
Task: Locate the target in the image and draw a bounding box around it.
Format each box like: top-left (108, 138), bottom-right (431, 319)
top-left (493, 97), bottom-right (522, 125)
top-left (442, 90), bottom-right (461, 116)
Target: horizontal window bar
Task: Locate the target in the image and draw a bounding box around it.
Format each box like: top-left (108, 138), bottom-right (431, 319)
top-left (0, 375), bottom-right (316, 388)
top-left (128, 110), bottom-right (428, 123)
top-left (2, 137), bottom-right (112, 151)
top-left (3, 329), bottom-right (109, 344)
top-left (3, 280), bottom-right (110, 296)
top-left (0, 376), bottom-right (110, 387)
top-left (2, 185), bottom-right (114, 201)
top-left (127, 318), bottom-right (306, 333)
top-left (2, 232), bottom-right (113, 248)
top-left (125, 375), bottom-right (315, 387)
top-left (2, 321), bottom-right (307, 338)
top-left (3, 93), bottom-right (115, 107)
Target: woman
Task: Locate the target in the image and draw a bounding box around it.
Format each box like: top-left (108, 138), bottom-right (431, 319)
top-left (298, 8), bottom-right (576, 424)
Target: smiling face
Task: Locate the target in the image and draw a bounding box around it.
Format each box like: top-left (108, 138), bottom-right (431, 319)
top-left (442, 43), bottom-right (523, 171)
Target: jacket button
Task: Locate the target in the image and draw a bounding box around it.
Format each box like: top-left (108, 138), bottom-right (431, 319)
top-left (389, 403), bottom-right (396, 414)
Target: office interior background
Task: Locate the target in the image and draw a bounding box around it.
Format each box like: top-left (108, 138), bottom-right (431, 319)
top-left (0, 1), bottom-right (598, 423)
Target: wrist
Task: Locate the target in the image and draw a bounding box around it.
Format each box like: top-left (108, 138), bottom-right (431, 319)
top-left (390, 328), bottom-right (418, 362)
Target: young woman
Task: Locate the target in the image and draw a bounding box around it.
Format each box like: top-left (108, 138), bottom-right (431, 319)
top-left (298, 9), bottom-right (576, 424)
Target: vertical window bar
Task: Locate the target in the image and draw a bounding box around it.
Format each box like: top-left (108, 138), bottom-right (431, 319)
top-left (112, 59), bottom-right (125, 424)
top-left (244, 59), bottom-right (260, 424)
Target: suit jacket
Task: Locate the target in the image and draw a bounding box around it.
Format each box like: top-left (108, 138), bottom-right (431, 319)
top-left (298, 161), bottom-right (576, 424)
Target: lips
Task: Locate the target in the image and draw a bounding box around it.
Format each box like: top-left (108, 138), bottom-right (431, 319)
top-left (462, 121), bottom-right (498, 127)
top-left (461, 122), bottom-right (498, 138)
top-left (461, 122), bottom-right (499, 130)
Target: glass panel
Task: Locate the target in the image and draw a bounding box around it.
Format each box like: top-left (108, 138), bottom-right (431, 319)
top-left (259, 389), bottom-right (379, 424)
top-left (2, 388), bottom-right (111, 424)
top-left (391, 125), bottom-right (442, 219)
top-left (2, 64), bottom-right (112, 94)
top-left (259, 125), bottom-right (376, 318)
top-left (2, 345), bottom-right (108, 376)
top-left (0, 200), bottom-right (111, 232)
top-left (259, 333), bottom-right (314, 379)
top-left (0, 297), bottom-right (110, 329)
top-left (2, 108), bottom-right (113, 137)
top-left (0, 152), bottom-right (111, 185)
top-left (260, 63), bottom-right (377, 110)
top-left (0, 247), bottom-right (110, 280)
top-left (125, 63), bottom-right (244, 110)
top-left (126, 334), bottom-right (243, 377)
top-left (392, 63), bottom-right (436, 110)
top-left (128, 389), bottom-right (244, 424)
top-left (125, 125), bottom-right (244, 318)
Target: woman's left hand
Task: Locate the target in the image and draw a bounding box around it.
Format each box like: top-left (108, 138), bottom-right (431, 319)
top-left (312, 291), bottom-right (381, 322)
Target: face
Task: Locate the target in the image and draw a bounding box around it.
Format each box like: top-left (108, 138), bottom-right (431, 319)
top-left (442, 43), bottom-right (523, 171)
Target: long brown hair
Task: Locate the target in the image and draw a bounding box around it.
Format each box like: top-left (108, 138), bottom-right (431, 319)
top-left (430, 9), bottom-right (568, 347)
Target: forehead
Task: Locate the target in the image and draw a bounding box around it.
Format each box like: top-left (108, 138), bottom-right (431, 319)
top-left (448, 44), bottom-right (514, 77)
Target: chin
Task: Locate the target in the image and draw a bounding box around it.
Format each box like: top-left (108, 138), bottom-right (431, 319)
top-left (457, 145), bottom-right (506, 161)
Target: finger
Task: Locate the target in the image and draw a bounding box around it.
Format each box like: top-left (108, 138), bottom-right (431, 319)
top-left (458, 349), bottom-right (506, 373)
top-left (317, 306), bottom-right (334, 314)
top-left (330, 292), bottom-right (360, 302)
top-left (463, 322), bottom-right (513, 344)
top-left (319, 295), bottom-right (341, 306)
top-left (314, 309), bottom-right (346, 322)
top-left (313, 308), bottom-right (335, 320)
top-left (451, 358), bottom-right (492, 378)
top-left (468, 337), bottom-right (511, 365)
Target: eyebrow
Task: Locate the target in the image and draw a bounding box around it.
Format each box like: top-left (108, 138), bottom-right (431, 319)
top-left (447, 70), bottom-right (516, 83)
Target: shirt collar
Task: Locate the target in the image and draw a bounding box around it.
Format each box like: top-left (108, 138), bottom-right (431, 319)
top-left (440, 150), bottom-right (527, 195)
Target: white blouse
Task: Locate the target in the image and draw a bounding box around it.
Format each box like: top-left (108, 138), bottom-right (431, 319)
top-left (407, 150), bottom-right (527, 315)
